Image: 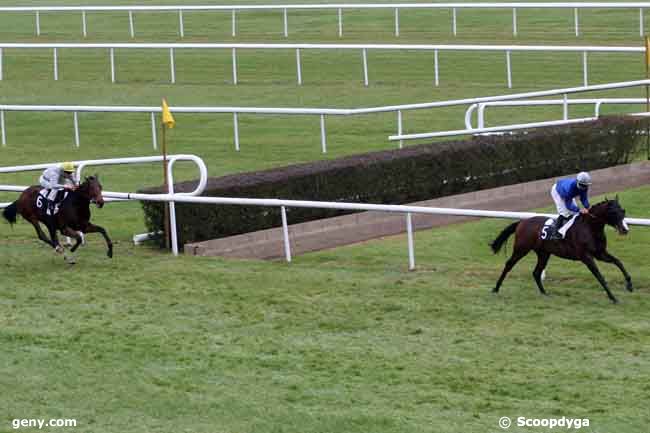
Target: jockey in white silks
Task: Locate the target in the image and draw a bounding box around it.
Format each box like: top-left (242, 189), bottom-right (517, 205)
top-left (39, 161), bottom-right (78, 214)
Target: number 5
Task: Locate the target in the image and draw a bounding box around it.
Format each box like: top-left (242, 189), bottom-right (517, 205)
top-left (541, 226), bottom-right (549, 240)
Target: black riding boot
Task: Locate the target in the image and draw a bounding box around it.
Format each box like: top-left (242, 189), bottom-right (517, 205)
top-left (549, 215), bottom-right (568, 240)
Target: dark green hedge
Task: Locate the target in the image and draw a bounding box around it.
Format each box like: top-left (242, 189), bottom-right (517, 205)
top-left (141, 116), bottom-right (641, 249)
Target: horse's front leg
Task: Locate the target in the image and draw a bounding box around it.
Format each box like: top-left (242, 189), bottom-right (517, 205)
top-left (596, 251), bottom-right (633, 292)
top-left (581, 255), bottom-right (618, 303)
top-left (85, 223), bottom-right (113, 258)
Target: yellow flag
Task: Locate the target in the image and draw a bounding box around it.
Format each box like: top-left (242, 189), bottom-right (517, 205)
top-left (161, 98), bottom-right (176, 129)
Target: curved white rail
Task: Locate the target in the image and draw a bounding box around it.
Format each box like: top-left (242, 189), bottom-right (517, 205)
top-left (0, 154), bottom-right (208, 255)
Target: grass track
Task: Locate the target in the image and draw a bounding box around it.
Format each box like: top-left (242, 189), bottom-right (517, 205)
top-left (1, 188), bottom-right (650, 433)
top-left (2, 2), bottom-right (650, 432)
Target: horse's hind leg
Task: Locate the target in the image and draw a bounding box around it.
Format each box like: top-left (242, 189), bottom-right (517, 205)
top-left (29, 220), bottom-right (55, 248)
top-left (493, 249), bottom-right (528, 294)
top-left (85, 223), bottom-right (113, 258)
top-left (596, 251), bottom-right (633, 292)
top-left (533, 251), bottom-right (551, 296)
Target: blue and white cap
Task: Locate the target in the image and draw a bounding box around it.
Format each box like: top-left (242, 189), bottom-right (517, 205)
top-left (577, 171), bottom-right (592, 188)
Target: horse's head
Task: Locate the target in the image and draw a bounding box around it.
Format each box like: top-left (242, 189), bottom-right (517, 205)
top-left (590, 197), bottom-right (628, 235)
top-left (79, 175), bottom-right (105, 208)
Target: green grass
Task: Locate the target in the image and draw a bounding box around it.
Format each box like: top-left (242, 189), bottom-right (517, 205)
top-left (1, 2), bottom-right (650, 432)
top-left (1, 187), bottom-right (650, 433)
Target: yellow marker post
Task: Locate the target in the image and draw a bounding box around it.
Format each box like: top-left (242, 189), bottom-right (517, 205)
top-left (161, 98), bottom-right (176, 249)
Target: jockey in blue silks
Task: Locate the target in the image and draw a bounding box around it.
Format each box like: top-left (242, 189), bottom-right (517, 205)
top-left (548, 171), bottom-right (592, 240)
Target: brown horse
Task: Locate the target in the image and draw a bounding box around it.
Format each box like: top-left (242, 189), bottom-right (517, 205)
top-left (490, 198), bottom-right (631, 303)
top-left (2, 176), bottom-right (113, 261)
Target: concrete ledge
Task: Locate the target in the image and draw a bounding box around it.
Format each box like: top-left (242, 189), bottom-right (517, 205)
top-left (185, 162), bottom-right (650, 259)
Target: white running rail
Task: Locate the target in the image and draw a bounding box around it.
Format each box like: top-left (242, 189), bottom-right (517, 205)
top-left (465, 98), bottom-right (650, 129)
top-left (0, 43), bottom-right (642, 88)
top-left (0, 154), bottom-right (208, 255)
top-left (2, 3), bottom-right (650, 38)
top-left (2, 79), bottom-right (650, 151)
top-left (3, 159), bottom-right (649, 263)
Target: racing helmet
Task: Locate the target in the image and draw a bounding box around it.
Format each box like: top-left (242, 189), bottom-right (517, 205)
top-left (576, 171), bottom-right (592, 189)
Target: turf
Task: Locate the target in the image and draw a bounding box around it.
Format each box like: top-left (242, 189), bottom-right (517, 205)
top-left (1, 188), bottom-right (649, 433)
top-left (1, 1), bottom-right (650, 432)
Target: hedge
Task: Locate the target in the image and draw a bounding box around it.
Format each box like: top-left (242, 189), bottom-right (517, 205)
top-left (141, 116), bottom-right (642, 249)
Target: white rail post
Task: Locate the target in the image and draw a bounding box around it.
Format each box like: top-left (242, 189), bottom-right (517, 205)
top-left (1, 110), bottom-right (5, 147)
top-left (512, 8), bottom-right (518, 36)
top-left (73, 112), bottom-right (80, 147)
top-left (283, 8), bottom-right (288, 37)
top-left (362, 48), bottom-right (368, 87)
top-left (233, 112), bottom-right (240, 151)
top-left (35, 11), bottom-right (41, 36)
top-left (406, 213), bottom-right (415, 270)
top-left (53, 48), bottom-right (58, 81)
top-left (397, 110), bottom-right (403, 149)
top-left (281, 206), bottom-right (292, 263)
top-left (0, 48), bottom-right (3, 81)
top-left (320, 114), bottom-right (327, 153)
top-left (129, 11), bottom-right (135, 38)
top-left (563, 94), bottom-right (568, 120)
top-left (452, 7), bottom-right (457, 36)
top-left (232, 48), bottom-right (238, 85)
top-left (167, 164), bottom-right (179, 256)
top-left (595, 101), bottom-right (603, 117)
top-left (641, 8), bottom-right (645, 37)
top-left (109, 48), bottom-right (115, 83)
top-left (478, 103), bottom-right (486, 129)
top-left (338, 8), bottom-right (343, 37)
top-left (582, 51), bottom-right (588, 86)
top-left (296, 48), bottom-right (302, 85)
top-left (395, 8), bottom-right (400, 37)
top-left (231, 9), bottom-right (237, 37)
top-left (82, 11), bottom-right (87, 38)
top-left (574, 7), bottom-right (579, 37)
top-left (150, 112), bottom-right (157, 149)
top-left (169, 48), bottom-right (176, 84)
top-left (506, 50), bottom-right (512, 89)
top-left (178, 10), bottom-right (184, 38)
top-left (434, 49), bottom-right (439, 86)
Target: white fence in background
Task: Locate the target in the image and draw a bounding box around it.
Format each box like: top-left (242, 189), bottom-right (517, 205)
top-left (0, 42), bottom-right (643, 88)
top-left (2, 157), bottom-right (650, 263)
top-left (465, 97), bottom-right (650, 129)
top-left (0, 154), bottom-right (208, 255)
top-left (2, 79), bottom-right (649, 152)
top-left (2, 3), bottom-right (650, 39)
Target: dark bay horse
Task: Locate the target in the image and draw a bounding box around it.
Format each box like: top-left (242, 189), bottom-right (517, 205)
top-left (2, 176), bottom-right (113, 261)
top-left (490, 198), bottom-right (631, 303)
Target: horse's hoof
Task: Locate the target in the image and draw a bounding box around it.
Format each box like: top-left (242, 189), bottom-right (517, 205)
top-left (55, 245), bottom-right (64, 254)
top-left (610, 298), bottom-right (619, 304)
top-left (626, 281), bottom-right (634, 292)
top-left (107, 250), bottom-right (113, 259)
top-left (491, 288), bottom-right (499, 294)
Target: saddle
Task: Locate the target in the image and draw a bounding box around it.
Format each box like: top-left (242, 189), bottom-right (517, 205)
top-left (37, 189), bottom-right (69, 216)
top-left (541, 214), bottom-right (578, 240)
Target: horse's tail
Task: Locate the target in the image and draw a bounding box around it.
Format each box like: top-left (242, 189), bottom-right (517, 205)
top-left (490, 221), bottom-right (519, 254)
top-left (2, 201), bottom-right (18, 225)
